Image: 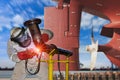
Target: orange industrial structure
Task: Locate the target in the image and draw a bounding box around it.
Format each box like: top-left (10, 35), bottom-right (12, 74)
top-left (44, 0), bottom-right (120, 70)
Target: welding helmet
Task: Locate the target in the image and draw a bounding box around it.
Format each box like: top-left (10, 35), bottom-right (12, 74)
top-left (10, 27), bottom-right (31, 47)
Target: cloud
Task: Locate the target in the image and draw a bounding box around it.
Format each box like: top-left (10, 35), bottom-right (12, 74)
top-left (95, 52), bottom-right (111, 68)
top-left (0, 41), bottom-right (7, 54)
top-left (0, 14), bottom-right (25, 29)
top-left (80, 36), bottom-right (91, 45)
top-left (9, 0), bottom-right (34, 7)
top-left (92, 17), bottom-right (110, 32)
top-left (0, 16), bottom-right (12, 31)
top-left (12, 14), bottom-right (24, 26)
top-left (0, 41), bottom-right (6, 46)
top-left (79, 45), bottom-right (89, 54)
top-left (27, 7), bottom-right (35, 14)
top-left (0, 4), bottom-right (14, 16)
top-left (97, 35), bottom-right (111, 44)
top-left (36, 15), bottom-right (44, 20)
top-left (81, 12), bottom-right (94, 29)
top-left (81, 11), bottom-right (110, 32)
top-left (38, 0), bottom-right (57, 6)
top-left (0, 49), bottom-right (7, 56)
top-left (9, 0), bottom-right (57, 7)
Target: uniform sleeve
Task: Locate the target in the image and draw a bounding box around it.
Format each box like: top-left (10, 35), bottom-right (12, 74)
top-left (7, 40), bottom-right (21, 62)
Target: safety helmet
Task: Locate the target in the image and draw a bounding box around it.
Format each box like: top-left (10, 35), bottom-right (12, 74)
top-left (10, 27), bottom-right (31, 47)
top-left (10, 27), bottom-right (25, 40)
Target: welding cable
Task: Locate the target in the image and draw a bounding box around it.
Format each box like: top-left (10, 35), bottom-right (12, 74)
top-left (57, 50), bottom-right (64, 80)
top-left (25, 53), bottom-right (42, 75)
top-left (57, 48), bottom-right (73, 79)
top-left (49, 44), bottom-right (63, 79)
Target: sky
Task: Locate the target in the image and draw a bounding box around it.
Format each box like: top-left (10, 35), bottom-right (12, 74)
top-left (0, 0), bottom-right (112, 69)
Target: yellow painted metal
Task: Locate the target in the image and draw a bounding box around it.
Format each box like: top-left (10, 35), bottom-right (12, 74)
top-left (48, 54), bottom-right (53, 80)
top-left (48, 49), bottom-right (56, 80)
top-left (38, 49), bottom-right (74, 80)
top-left (65, 57), bottom-right (69, 80)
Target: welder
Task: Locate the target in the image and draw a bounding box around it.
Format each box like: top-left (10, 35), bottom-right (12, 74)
top-left (7, 18), bottom-right (53, 80)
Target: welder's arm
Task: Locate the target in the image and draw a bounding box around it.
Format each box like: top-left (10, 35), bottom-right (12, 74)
top-left (7, 40), bottom-right (37, 62)
top-left (7, 40), bottom-right (21, 62)
top-left (17, 49), bottom-right (36, 60)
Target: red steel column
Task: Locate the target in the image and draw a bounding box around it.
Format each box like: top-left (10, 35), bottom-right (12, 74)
top-left (44, 0), bottom-right (82, 70)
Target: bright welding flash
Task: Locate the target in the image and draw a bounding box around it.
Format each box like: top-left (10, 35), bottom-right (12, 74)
top-left (35, 48), bottom-right (42, 58)
top-left (36, 48), bottom-right (41, 53)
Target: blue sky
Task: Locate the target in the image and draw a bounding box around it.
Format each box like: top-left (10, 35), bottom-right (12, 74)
top-left (0, 0), bottom-right (112, 69)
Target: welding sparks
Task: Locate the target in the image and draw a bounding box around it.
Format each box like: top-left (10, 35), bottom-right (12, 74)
top-left (36, 48), bottom-right (40, 53)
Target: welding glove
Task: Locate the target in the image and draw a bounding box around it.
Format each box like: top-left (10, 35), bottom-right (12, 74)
top-left (41, 29), bottom-right (54, 42)
top-left (17, 49), bottom-right (37, 60)
top-left (41, 33), bottom-right (49, 42)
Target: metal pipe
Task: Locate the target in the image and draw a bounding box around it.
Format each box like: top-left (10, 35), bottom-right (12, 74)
top-left (24, 18), bottom-right (44, 48)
